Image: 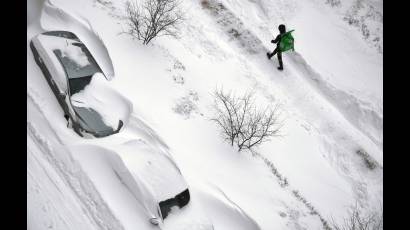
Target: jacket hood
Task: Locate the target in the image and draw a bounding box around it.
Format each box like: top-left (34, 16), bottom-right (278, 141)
top-left (278, 24), bottom-right (286, 34)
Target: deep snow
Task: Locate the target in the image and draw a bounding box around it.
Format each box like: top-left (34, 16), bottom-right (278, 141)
top-left (27, 0), bottom-right (383, 229)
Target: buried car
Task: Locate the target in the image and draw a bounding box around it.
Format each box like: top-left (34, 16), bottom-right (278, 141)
top-left (111, 139), bottom-right (191, 225)
top-left (30, 30), bottom-right (123, 137)
top-left (73, 139), bottom-right (192, 225)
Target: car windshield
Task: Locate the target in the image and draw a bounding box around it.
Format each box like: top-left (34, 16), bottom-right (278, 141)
top-left (74, 106), bottom-right (114, 136)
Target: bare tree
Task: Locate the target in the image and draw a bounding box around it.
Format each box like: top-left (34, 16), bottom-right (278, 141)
top-left (212, 88), bottom-right (283, 152)
top-left (331, 203), bottom-right (383, 230)
top-left (124, 0), bottom-right (184, 45)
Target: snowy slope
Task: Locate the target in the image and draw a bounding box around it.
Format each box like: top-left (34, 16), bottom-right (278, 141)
top-left (27, 0), bottom-right (383, 229)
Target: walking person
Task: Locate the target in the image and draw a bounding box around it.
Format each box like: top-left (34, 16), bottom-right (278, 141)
top-left (267, 24), bottom-right (295, 71)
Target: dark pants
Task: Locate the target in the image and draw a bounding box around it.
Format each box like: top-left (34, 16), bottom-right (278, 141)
top-left (268, 47), bottom-right (283, 69)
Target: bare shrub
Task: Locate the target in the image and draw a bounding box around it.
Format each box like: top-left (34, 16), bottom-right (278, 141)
top-left (124, 0), bottom-right (184, 45)
top-left (331, 203), bottom-right (383, 230)
top-left (211, 88), bottom-right (283, 152)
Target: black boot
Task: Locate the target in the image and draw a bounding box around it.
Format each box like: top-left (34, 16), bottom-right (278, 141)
top-left (277, 51), bottom-right (283, 70)
top-left (266, 52), bottom-right (272, 59)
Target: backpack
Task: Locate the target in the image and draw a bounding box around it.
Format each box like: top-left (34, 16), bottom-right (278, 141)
top-left (279, 30), bottom-right (295, 52)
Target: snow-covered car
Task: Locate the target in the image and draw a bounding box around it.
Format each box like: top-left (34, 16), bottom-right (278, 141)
top-left (30, 30), bottom-right (123, 137)
top-left (98, 139), bottom-right (191, 225)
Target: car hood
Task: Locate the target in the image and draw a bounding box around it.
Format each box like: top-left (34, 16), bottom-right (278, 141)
top-left (115, 139), bottom-right (188, 202)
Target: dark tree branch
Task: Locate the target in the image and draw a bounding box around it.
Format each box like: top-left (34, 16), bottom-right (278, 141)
top-left (212, 88), bottom-right (283, 152)
top-left (124, 0), bottom-right (184, 45)
top-left (331, 202), bottom-right (383, 230)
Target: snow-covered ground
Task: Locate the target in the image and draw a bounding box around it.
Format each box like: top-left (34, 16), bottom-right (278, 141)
top-left (27, 0), bottom-right (383, 229)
